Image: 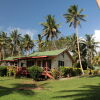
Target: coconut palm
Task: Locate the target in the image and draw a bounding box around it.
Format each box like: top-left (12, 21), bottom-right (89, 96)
top-left (10, 30), bottom-right (22, 56)
top-left (85, 34), bottom-right (98, 66)
top-left (64, 5), bottom-right (86, 74)
top-left (23, 34), bottom-right (34, 56)
top-left (41, 15), bottom-right (60, 42)
top-left (0, 32), bottom-right (8, 60)
top-left (37, 34), bottom-right (44, 51)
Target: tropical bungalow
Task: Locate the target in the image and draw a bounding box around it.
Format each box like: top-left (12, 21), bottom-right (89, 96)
top-left (0, 48), bottom-right (73, 70)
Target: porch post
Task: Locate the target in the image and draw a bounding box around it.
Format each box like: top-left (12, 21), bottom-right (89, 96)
top-left (35, 59), bottom-right (37, 66)
top-left (45, 61), bottom-right (48, 72)
top-left (41, 60), bottom-right (42, 68)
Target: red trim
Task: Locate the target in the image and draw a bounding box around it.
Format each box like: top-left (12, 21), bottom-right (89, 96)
top-left (31, 56), bottom-right (48, 58)
top-left (0, 60), bottom-right (16, 62)
top-left (15, 56), bottom-right (48, 59)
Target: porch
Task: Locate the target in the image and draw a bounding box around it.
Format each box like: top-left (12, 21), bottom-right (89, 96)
top-left (16, 56), bottom-right (55, 71)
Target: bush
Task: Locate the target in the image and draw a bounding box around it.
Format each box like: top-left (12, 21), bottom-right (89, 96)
top-left (93, 70), bottom-right (100, 75)
top-left (28, 66), bottom-right (43, 81)
top-left (51, 68), bottom-right (60, 79)
top-left (84, 69), bottom-right (94, 75)
top-left (75, 68), bottom-right (82, 75)
top-left (7, 66), bottom-right (16, 77)
top-left (60, 67), bottom-right (82, 77)
top-left (0, 66), bottom-right (7, 76)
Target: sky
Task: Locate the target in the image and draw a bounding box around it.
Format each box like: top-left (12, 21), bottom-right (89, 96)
top-left (0, 0), bottom-right (100, 45)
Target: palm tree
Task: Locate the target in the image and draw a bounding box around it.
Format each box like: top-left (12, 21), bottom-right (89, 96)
top-left (64, 5), bottom-right (86, 74)
top-left (23, 34), bottom-right (34, 56)
top-left (0, 32), bottom-right (8, 60)
top-left (41, 15), bottom-right (60, 49)
top-left (37, 34), bottom-right (44, 51)
top-left (85, 34), bottom-right (98, 66)
top-left (10, 30), bottom-right (22, 56)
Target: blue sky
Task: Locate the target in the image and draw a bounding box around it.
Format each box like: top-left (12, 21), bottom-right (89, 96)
top-left (0, 0), bottom-right (100, 39)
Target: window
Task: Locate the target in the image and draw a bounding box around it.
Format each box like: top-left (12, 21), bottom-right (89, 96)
top-left (58, 61), bottom-right (64, 67)
top-left (62, 52), bottom-right (64, 58)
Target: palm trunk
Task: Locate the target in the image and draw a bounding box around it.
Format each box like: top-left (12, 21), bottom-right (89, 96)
top-left (2, 47), bottom-right (5, 60)
top-left (90, 51), bottom-right (93, 65)
top-left (0, 50), bottom-right (2, 60)
top-left (75, 27), bottom-right (84, 75)
top-left (26, 48), bottom-right (29, 56)
top-left (12, 48), bottom-right (14, 56)
top-left (18, 47), bottom-right (21, 56)
top-left (52, 40), bottom-right (57, 50)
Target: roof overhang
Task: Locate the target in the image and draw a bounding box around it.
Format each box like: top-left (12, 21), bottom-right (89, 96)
top-left (0, 60), bottom-right (17, 62)
top-left (15, 56), bottom-right (49, 59)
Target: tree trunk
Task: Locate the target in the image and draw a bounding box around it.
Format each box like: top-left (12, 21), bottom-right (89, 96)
top-left (12, 48), bottom-right (14, 56)
top-left (90, 51), bottom-right (93, 65)
top-left (75, 27), bottom-right (84, 75)
top-left (26, 48), bottom-right (30, 56)
top-left (2, 47), bottom-right (5, 60)
top-left (0, 50), bottom-right (2, 60)
top-left (52, 40), bottom-right (57, 50)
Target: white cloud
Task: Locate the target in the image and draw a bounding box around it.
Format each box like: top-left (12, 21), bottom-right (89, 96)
top-left (94, 30), bottom-right (100, 52)
top-left (0, 26), bottom-right (38, 39)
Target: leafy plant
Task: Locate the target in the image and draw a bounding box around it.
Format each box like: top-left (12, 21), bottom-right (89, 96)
top-left (28, 66), bottom-right (43, 81)
top-left (60, 66), bottom-right (82, 77)
top-left (51, 68), bottom-right (60, 79)
top-left (7, 66), bottom-right (16, 77)
top-left (0, 66), bottom-right (7, 76)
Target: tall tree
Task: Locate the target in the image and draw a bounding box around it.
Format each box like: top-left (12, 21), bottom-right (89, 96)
top-left (0, 32), bottom-right (8, 60)
top-left (10, 30), bottom-right (22, 56)
top-left (41, 15), bottom-right (60, 41)
top-left (64, 5), bottom-right (86, 74)
top-left (23, 34), bottom-right (34, 56)
top-left (85, 34), bottom-right (98, 66)
top-left (37, 34), bottom-right (44, 51)
top-left (41, 15), bottom-right (60, 49)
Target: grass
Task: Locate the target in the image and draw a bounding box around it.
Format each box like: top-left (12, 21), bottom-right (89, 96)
top-left (0, 76), bottom-right (100, 100)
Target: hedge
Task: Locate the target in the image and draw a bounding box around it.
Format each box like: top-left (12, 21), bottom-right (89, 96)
top-left (0, 66), bottom-right (7, 76)
top-left (60, 67), bottom-right (82, 77)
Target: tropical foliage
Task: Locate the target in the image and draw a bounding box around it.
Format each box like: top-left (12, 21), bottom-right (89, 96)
top-left (0, 30), bottom-right (34, 59)
top-left (63, 5), bottom-right (86, 74)
top-left (0, 5), bottom-right (99, 70)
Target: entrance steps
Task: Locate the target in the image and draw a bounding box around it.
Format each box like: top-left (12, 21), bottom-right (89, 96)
top-left (42, 71), bottom-right (54, 79)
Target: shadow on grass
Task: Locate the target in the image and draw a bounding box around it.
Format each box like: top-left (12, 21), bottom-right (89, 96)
top-left (0, 78), bottom-right (13, 81)
top-left (53, 84), bottom-right (100, 100)
top-left (79, 75), bottom-right (100, 78)
top-left (87, 75), bottom-right (100, 78)
top-left (0, 83), bottom-right (36, 97)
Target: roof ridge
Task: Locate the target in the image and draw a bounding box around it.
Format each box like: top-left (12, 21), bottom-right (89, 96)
top-left (32, 48), bottom-right (67, 53)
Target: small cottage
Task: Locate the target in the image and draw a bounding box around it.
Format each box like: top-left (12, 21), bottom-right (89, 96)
top-left (0, 48), bottom-right (73, 70)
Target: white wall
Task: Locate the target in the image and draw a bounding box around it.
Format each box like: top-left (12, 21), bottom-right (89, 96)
top-left (51, 52), bottom-right (72, 69)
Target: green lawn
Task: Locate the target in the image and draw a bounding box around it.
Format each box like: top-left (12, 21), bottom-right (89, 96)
top-left (0, 76), bottom-right (100, 100)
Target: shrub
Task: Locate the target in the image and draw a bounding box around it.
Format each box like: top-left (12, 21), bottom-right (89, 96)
top-left (60, 67), bottom-right (67, 77)
top-left (75, 68), bottom-right (82, 75)
top-left (51, 68), bottom-right (60, 79)
top-left (60, 67), bottom-right (82, 77)
top-left (84, 69), bottom-right (94, 75)
top-left (0, 66), bottom-right (7, 76)
top-left (84, 70), bottom-right (89, 75)
top-left (93, 70), bottom-right (100, 75)
top-left (28, 66), bottom-right (43, 81)
top-left (7, 66), bottom-right (16, 77)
